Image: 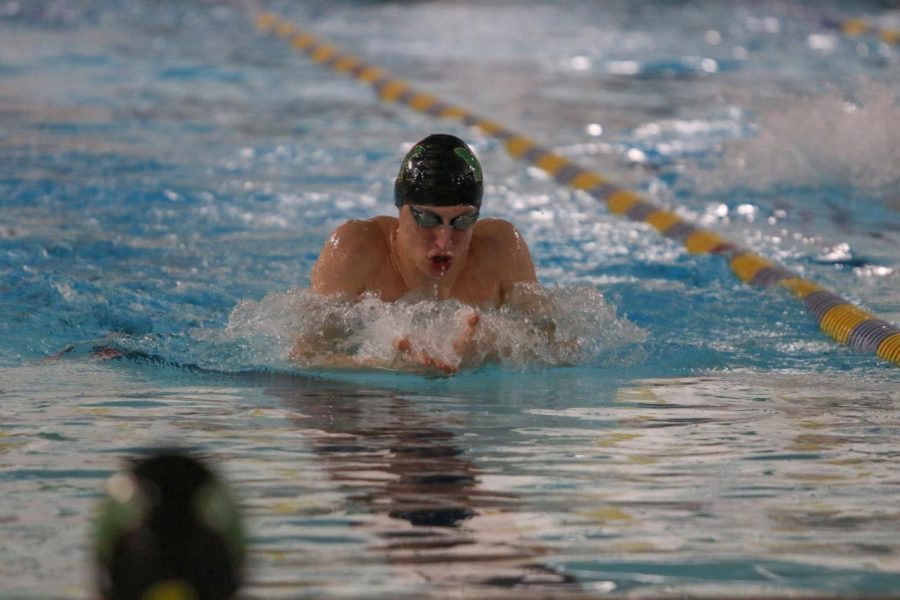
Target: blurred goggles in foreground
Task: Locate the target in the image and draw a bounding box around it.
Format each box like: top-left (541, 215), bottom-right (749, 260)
top-left (409, 206), bottom-right (479, 230)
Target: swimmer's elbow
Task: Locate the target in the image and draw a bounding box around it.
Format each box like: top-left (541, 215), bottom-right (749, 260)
top-left (503, 281), bottom-right (555, 316)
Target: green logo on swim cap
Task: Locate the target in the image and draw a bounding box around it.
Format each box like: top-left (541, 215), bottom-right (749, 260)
top-left (454, 146), bottom-right (482, 181)
top-left (407, 145), bottom-right (424, 159)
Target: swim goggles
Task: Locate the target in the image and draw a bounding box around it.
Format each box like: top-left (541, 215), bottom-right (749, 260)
top-left (409, 206), bottom-right (479, 230)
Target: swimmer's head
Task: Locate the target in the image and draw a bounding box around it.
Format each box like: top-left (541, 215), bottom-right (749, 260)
top-left (394, 133), bottom-right (483, 209)
top-left (93, 450), bottom-right (245, 600)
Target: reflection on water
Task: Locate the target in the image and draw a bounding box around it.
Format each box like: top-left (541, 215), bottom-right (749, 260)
top-left (257, 380), bottom-right (581, 597)
top-left (517, 372), bottom-right (900, 594)
top-left (1, 362), bottom-right (899, 597)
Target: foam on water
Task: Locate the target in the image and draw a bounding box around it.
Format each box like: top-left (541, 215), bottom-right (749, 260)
top-left (694, 81), bottom-right (900, 196)
top-left (220, 284), bottom-right (646, 373)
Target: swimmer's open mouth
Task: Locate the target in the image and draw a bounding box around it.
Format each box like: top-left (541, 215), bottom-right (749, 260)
top-left (429, 254), bottom-right (453, 271)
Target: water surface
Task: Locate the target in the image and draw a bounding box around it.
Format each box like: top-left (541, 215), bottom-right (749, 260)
top-left (1, 1), bottom-right (899, 597)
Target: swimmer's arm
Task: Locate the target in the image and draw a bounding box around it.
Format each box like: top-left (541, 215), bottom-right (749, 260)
top-left (446, 220), bottom-right (557, 367)
top-left (290, 327), bottom-right (396, 372)
top-left (489, 220), bottom-right (552, 315)
top-left (294, 222), bottom-right (374, 361)
top-left (489, 222), bottom-right (576, 353)
top-left (291, 336), bottom-right (458, 377)
top-left (292, 352), bottom-right (399, 372)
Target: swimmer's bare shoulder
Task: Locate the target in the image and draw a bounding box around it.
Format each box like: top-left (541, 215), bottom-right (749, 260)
top-left (470, 218), bottom-right (538, 286)
top-left (310, 217), bottom-right (397, 297)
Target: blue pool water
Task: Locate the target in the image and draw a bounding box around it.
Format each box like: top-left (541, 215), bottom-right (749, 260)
top-left (1, 0), bottom-right (899, 597)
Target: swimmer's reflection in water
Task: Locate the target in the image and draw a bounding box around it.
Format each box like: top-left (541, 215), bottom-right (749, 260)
top-left (269, 379), bottom-right (579, 591)
top-left (293, 133), bottom-right (559, 375)
top-left (277, 383), bottom-right (489, 531)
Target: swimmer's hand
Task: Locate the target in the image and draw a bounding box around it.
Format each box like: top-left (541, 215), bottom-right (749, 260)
top-left (452, 312), bottom-right (482, 368)
top-left (393, 312), bottom-right (481, 377)
top-left (393, 337), bottom-right (458, 376)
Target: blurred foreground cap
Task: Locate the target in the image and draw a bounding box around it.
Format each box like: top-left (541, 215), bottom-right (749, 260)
top-left (93, 450), bottom-right (245, 600)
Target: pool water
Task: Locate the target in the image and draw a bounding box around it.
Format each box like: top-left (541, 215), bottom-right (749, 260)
top-left (1, 0), bottom-right (899, 597)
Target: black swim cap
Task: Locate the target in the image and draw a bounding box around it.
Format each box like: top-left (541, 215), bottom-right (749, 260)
top-left (394, 133), bottom-right (483, 208)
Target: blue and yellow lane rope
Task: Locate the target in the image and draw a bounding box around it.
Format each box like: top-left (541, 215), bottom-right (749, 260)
top-left (253, 11), bottom-right (900, 367)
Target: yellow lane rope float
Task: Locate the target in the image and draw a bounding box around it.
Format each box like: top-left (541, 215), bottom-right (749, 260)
top-left (253, 11), bottom-right (900, 367)
top-left (826, 17), bottom-right (900, 45)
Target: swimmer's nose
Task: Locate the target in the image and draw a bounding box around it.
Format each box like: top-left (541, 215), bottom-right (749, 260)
top-left (431, 225), bottom-right (454, 249)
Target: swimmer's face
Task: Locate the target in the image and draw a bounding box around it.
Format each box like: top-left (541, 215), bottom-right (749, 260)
top-left (398, 204), bottom-right (479, 278)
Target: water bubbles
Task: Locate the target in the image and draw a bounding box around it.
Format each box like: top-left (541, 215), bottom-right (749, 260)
top-left (218, 285), bottom-right (645, 374)
top-left (818, 242), bottom-right (852, 263)
top-left (745, 16), bottom-right (781, 34)
top-left (569, 55), bottom-right (592, 71)
top-left (706, 203), bottom-right (729, 222)
top-left (626, 148), bottom-right (648, 164)
top-left (807, 34), bottom-right (837, 54)
top-left (586, 123), bottom-right (604, 137)
top-left (635, 123), bottom-right (662, 137)
top-left (854, 265), bottom-right (893, 278)
top-left (529, 209), bottom-right (554, 222)
top-left (700, 58), bottom-right (719, 73)
top-left (526, 166), bottom-right (551, 180)
top-left (605, 61), bottom-right (641, 76)
top-left (735, 203), bottom-right (758, 222)
top-left (692, 81), bottom-right (900, 196)
top-left (705, 30), bottom-right (722, 46)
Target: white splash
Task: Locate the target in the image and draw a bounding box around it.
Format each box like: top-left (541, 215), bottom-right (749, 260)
top-left (695, 81), bottom-right (900, 195)
top-left (221, 285), bottom-right (645, 373)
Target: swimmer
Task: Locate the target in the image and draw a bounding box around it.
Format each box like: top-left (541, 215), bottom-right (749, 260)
top-left (299, 133), bottom-right (553, 374)
top-left (93, 450), bottom-right (245, 600)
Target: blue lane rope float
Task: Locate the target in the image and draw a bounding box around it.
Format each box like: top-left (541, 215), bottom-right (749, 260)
top-left (252, 11), bottom-right (900, 367)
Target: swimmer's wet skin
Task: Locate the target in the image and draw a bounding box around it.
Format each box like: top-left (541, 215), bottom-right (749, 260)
top-left (300, 134), bottom-right (557, 376)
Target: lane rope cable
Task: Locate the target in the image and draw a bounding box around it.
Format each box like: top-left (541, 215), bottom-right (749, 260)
top-left (251, 9), bottom-right (900, 367)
